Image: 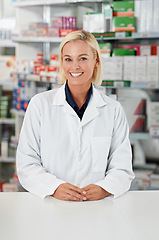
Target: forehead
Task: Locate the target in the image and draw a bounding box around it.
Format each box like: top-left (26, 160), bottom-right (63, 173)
top-left (62, 40), bottom-right (93, 56)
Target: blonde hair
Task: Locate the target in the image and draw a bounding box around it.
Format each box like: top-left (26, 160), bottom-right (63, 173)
top-left (59, 30), bottom-right (103, 86)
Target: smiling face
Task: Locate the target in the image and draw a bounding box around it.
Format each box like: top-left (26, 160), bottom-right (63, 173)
top-left (62, 40), bottom-right (97, 89)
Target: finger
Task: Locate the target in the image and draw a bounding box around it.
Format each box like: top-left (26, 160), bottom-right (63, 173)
top-left (67, 189), bottom-right (84, 201)
top-left (69, 184), bottom-right (84, 195)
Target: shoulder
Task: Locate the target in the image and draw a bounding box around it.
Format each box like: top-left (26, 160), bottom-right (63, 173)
top-left (94, 87), bottom-right (121, 108)
top-left (30, 85), bottom-right (63, 107)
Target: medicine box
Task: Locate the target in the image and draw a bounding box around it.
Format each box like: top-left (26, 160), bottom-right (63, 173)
top-left (113, 16), bottom-right (135, 32)
top-left (113, 48), bottom-right (135, 56)
top-left (98, 42), bottom-right (111, 57)
top-left (83, 12), bottom-right (105, 33)
top-left (113, 1), bottom-right (134, 17)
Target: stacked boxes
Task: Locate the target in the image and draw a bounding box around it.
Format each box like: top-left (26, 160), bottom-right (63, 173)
top-left (22, 16), bottom-right (77, 38)
top-left (112, 1), bottom-right (135, 33)
top-left (147, 56), bottom-right (159, 84)
top-left (135, 56), bottom-right (147, 82)
top-left (102, 56), bottom-right (123, 81)
top-left (123, 56), bottom-right (135, 81)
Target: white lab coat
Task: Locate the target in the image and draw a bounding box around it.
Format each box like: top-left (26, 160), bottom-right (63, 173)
top-left (16, 83), bottom-right (135, 198)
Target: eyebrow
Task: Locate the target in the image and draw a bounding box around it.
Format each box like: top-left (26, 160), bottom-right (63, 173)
top-left (63, 54), bottom-right (89, 57)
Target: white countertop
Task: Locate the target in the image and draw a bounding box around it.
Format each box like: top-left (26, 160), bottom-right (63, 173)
top-left (0, 191), bottom-right (159, 240)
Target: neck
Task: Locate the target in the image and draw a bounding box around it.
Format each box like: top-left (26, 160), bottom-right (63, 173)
top-left (67, 82), bottom-right (91, 109)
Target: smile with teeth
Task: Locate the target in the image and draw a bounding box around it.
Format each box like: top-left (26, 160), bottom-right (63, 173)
top-left (70, 72), bottom-right (83, 77)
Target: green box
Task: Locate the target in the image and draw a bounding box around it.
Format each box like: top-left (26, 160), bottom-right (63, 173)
top-left (98, 42), bottom-right (111, 52)
top-left (113, 48), bottom-right (135, 56)
top-left (113, 16), bottom-right (135, 32)
top-left (113, 1), bottom-right (134, 13)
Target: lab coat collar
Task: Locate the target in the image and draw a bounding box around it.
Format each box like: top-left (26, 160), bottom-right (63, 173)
top-left (52, 83), bottom-right (106, 107)
top-left (52, 83), bottom-right (107, 125)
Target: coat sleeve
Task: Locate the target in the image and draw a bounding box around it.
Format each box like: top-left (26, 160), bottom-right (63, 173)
top-left (16, 96), bottom-right (65, 198)
top-left (95, 103), bottom-right (135, 198)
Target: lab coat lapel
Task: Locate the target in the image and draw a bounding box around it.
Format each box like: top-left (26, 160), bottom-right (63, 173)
top-left (81, 86), bottom-right (107, 126)
top-left (52, 84), bottom-right (107, 120)
top-left (52, 83), bottom-right (77, 117)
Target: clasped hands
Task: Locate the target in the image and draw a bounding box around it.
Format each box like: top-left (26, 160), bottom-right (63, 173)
top-left (53, 183), bottom-right (111, 201)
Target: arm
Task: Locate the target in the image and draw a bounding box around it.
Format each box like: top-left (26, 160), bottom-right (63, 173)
top-left (83, 103), bottom-right (135, 200)
top-left (16, 96), bottom-right (65, 198)
top-left (95, 103), bottom-right (135, 198)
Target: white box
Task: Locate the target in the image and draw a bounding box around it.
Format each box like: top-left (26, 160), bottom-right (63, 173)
top-left (83, 13), bottom-right (105, 33)
top-left (135, 56), bottom-right (147, 82)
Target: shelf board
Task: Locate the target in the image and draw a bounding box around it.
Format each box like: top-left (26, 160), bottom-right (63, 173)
top-left (12, 36), bottom-right (63, 43)
top-left (0, 40), bottom-right (16, 47)
top-left (129, 133), bottom-right (149, 140)
top-left (96, 32), bottom-right (159, 41)
top-left (11, 109), bottom-right (25, 117)
top-left (13, 0), bottom-right (105, 7)
top-left (0, 156), bottom-right (15, 163)
top-left (0, 119), bottom-right (15, 124)
top-left (12, 32), bottom-right (159, 43)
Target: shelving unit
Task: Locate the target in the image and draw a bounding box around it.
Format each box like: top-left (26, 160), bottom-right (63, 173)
top-left (3, 0), bottom-right (157, 192)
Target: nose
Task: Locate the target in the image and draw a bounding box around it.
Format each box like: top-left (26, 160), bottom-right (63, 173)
top-left (71, 60), bottom-right (80, 70)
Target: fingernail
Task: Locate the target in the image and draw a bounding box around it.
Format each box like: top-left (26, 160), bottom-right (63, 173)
top-left (83, 197), bottom-right (87, 201)
top-left (83, 191), bottom-right (86, 195)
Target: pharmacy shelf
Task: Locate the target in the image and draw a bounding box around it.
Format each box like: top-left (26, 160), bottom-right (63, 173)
top-left (0, 119), bottom-right (15, 125)
top-left (0, 40), bottom-right (16, 47)
top-left (13, 0), bottom-right (106, 7)
top-left (12, 32), bottom-right (159, 44)
top-left (0, 156), bottom-right (15, 163)
top-left (11, 109), bottom-right (25, 117)
top-left (95, 32), bottom-right (159, 41)
top-left (12, 36), bottom-right (63, 43)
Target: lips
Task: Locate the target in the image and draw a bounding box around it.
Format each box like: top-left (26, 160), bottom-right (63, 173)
top-left (70, 72), bottom-right (83, 77)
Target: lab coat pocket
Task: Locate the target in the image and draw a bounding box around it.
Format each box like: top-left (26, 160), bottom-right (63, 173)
top-left (91, 137), bottom-right (111, 172)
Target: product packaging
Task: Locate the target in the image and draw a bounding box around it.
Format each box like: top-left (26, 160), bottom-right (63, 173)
top-left (113, 48), bottom-right (135, 56)
top-left (113, 16), bottom-right (135, 32)
top-left (83, 12), bottom-right (105, 33)
top-left (113, 0), bottom-right (134, 17)
top-left (135, 56), bottom-right (147, 82)
top-left (102, 56), bottom-right (123, 80)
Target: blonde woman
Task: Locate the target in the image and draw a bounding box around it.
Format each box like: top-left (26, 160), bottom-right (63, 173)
top-left (16, 30), bottom-right (134, 201)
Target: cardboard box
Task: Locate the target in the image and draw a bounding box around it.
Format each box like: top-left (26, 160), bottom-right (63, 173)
top-left (113, 48), bottom-right (135, 56)
top-left (117, 44), bottom-right (153, 56)
top-left (83, 12), bottom-right (105, 33)
top-left (135, 56), bottom-right (147, 82)
top-left (113, 1), bottom-right (134, 17)
top-left (102, 56), bottom-right (123, 80)
top-left (113, 16), bottom-right (135, 33)
top-left (147, 56), bottom-right (158, 83)
top-left (153, 45), bottom-right (159, 55)
top-left (99, 42), bottom-right (111, 57)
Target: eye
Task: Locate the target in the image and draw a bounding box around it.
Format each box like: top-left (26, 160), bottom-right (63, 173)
top-left (64, 58), bottom-right (71, 62)
top-left (80, 57), bottom-right (87, 61)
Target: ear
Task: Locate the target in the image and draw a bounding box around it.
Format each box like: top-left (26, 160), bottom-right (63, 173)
top-left (95, 59), bottom-right (99, 67)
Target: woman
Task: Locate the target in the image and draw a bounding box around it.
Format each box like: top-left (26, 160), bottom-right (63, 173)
top-left (16, 30), bottom-right (134, 201)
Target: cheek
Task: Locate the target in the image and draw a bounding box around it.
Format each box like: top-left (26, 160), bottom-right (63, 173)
top-left (62, 63), bottom-right (68, 74)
